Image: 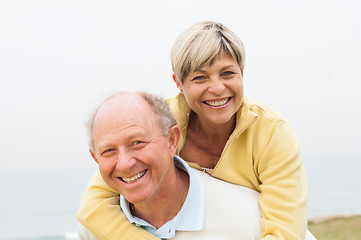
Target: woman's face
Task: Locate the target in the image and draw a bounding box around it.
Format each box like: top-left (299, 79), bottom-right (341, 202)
top-left (175, 54), bottom-right (244, 126)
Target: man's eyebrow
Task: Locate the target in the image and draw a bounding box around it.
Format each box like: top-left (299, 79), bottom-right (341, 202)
top-left (97, 142), bottom-right (112, 151)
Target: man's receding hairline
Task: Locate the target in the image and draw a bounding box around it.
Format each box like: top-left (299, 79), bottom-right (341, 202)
top-left (95, 92), bottom-right (145, 118)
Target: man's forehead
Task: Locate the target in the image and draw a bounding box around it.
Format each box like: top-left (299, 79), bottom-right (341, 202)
top-left (95, 123), bottom-right (147, 142)
top-left (94, 112), bottom-right (152, 135)
top-left (93, 116), bottom-right (159, 146)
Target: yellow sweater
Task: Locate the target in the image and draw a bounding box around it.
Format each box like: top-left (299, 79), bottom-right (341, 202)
top-left (77, 94), bottom-right (308, 240)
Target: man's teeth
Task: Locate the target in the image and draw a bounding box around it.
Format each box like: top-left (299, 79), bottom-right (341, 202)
top-left (121, 170), bottom-right (147, 183)
top-left (205, 98), bottom-right (229, 107)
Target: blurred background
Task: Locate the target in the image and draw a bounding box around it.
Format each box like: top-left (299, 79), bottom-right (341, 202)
top-left (0, 0), bottom-right (360, 239)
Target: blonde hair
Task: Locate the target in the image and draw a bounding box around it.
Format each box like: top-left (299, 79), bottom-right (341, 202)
top-left (171, 21), bottom-right (245, 83)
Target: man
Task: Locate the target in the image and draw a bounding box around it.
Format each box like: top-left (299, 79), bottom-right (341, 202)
top-left (78, 91), bottom-right (262, 239)
top-left (78, 92), bottom-right (315, 239)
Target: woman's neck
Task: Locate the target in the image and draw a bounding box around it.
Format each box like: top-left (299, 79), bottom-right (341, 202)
top-left (189, 112), bottom-right (236, 143)
top-left (131, 167), bottom-right (189, 229)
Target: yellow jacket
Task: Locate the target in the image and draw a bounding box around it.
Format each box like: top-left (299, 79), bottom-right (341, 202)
top-left (77, 94), bottom-right (308, 240)
top-left (169, 94), bottom-right (308, 239)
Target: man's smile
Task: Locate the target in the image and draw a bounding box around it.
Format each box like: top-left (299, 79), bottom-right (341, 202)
top-left (120, 170), bottom-right (148, 183)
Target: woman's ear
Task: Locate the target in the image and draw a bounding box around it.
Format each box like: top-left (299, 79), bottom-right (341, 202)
top-left (172, 73), bottom-right (183, 92)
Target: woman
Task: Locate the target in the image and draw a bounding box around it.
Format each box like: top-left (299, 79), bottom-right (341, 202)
top-left (78, 21), bottom-right (309, 239)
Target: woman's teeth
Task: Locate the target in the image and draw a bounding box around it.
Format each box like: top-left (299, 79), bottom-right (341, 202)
top-left (121, 170), bottom-right (147, 183)
top-left (205, 98), bottom-right (229, 107)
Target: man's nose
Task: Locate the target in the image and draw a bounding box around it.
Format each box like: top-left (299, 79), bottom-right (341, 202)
top-left (208, 78), bottom-right (225, 95)
top-left (115, 150), bottom-right (136, 171)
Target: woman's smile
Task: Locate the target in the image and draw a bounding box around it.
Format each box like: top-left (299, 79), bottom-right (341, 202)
top-left (203, 97), bottom-right (231, 108)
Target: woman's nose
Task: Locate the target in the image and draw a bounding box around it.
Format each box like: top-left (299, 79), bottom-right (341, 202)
top-left (208, 78), bottom-right (225, 95)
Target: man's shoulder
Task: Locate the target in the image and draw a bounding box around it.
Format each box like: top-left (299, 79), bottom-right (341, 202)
top-left (197, 170), bottom-right (260, 198)
top-left (175, 170), bottom-right (262, 240)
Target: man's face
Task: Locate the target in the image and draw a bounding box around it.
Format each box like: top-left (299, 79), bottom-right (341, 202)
top-left (91, 94), bottom-right (177, 204)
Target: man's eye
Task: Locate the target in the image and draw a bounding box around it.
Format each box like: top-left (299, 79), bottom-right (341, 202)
top-left (132, 140), bottom-right (146, 147)
top-left (101, 149), bottom-right (114, 156)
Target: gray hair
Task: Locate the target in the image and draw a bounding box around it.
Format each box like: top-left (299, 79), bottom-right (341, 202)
top-left (86, 92), bottom-right (177, 151)
top-left (171, 20), bottom-right (245, 83)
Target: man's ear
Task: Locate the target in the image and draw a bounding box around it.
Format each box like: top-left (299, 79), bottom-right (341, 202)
top-left (89, 149), bottom-right (99, 164)
top-left (241, 65), bottom-right (245, 77)
top-left (172, 73), bottom-right (183, 92)
top-left (167, 125), bottom-right (181, 157)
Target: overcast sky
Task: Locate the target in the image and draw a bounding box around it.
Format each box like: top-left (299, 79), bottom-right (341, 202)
top-left (0, 0), bottom-right (360, 171)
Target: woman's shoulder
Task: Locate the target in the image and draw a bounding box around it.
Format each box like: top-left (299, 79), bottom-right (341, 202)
top-left (166, 93), bottom-right (191, 127)
top-left (243, 97), bottom-right (286, 123)
top-left (241, 97), bottom-right (298, 143)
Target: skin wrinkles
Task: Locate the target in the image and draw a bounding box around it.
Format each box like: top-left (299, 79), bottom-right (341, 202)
top-left (95, 123), bottom-right (155, 157)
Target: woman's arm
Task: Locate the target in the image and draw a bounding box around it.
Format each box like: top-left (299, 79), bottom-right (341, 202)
top-left (77, 169), bottom-right (159, 240)
top-left (257, 121), bottom-right (308, 240)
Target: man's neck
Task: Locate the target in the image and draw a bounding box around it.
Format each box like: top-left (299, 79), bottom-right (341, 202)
top-left (131, 167), bottom-right (190, 229)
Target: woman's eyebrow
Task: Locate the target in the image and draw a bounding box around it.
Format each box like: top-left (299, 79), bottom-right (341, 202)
top-left (220, 64), bottom-right (237, 71)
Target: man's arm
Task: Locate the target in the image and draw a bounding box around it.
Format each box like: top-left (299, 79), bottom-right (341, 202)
top-left (77, 169), bottom-right (159, 240)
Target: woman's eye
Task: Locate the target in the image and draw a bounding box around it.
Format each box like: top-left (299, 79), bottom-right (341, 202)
top-left (222, 71), bottom-right (235, 77)
top-left (192, 75), bottom-right (205, 81)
